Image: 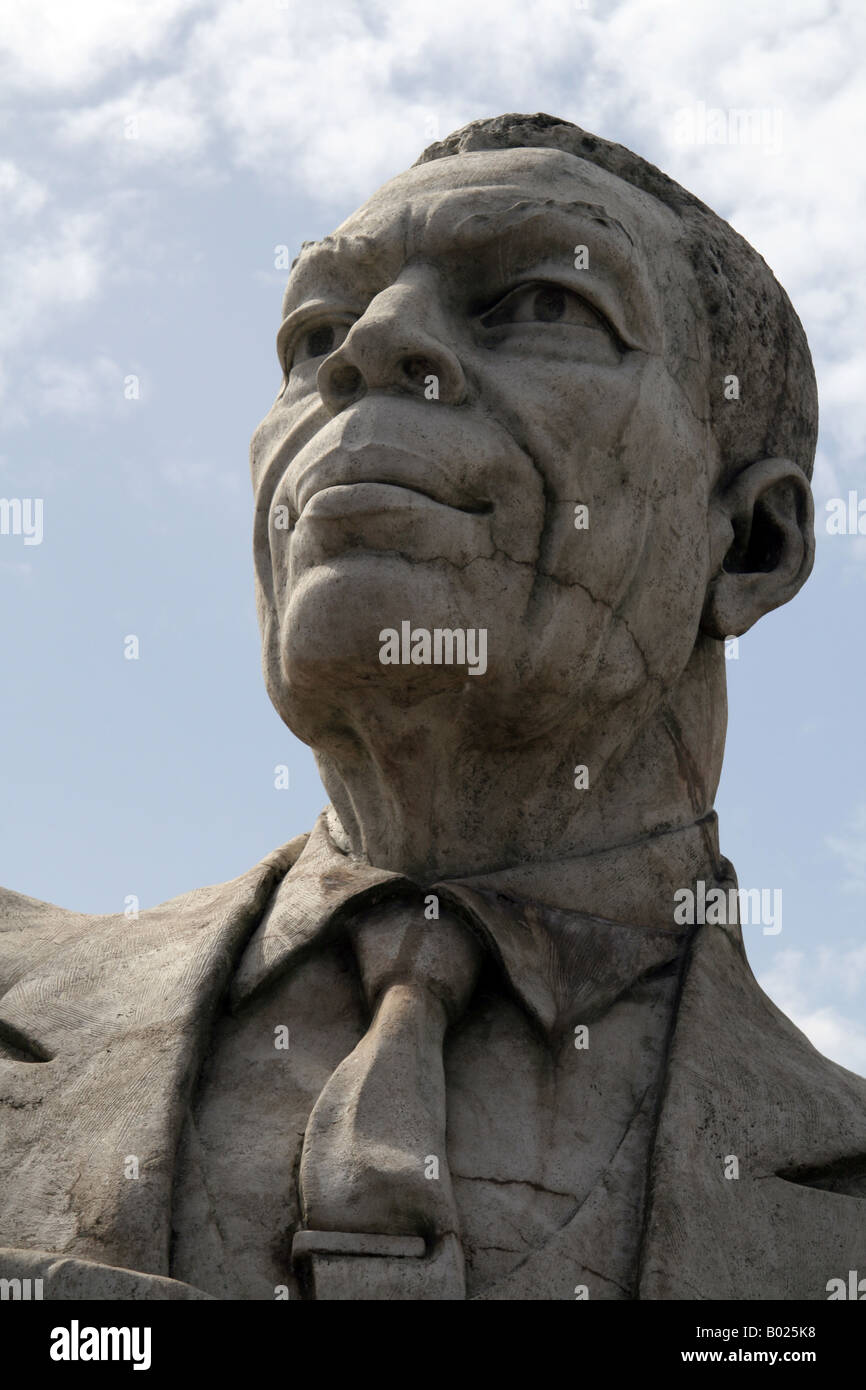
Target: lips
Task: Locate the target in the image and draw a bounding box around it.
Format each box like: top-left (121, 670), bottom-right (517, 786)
top-left (284, 402), bottom-right (494, 525)
top-left (293, 450), bottom-right (493, 522)
top-left (299, 478), bottom-right (491, 520)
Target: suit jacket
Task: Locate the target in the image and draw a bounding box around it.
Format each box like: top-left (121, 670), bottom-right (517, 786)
top-left (1, 832), bottom-right (865, 1301)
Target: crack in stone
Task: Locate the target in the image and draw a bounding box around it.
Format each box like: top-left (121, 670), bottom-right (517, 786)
top-left (580, 1261), bottom-right (631, 1296)
top-left (451, 1171), bottom-right (577, 1201)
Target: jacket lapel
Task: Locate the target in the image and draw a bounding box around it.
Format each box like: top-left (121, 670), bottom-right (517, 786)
top-left (228, 814), bottom-right (406, 1007)
top-left (0, 839), bottom-right (302, 1277)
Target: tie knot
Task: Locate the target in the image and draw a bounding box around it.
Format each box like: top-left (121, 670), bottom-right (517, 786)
top-left (350, 897), bottom-right (483, 1021)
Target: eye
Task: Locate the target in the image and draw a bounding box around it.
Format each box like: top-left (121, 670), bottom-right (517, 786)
top-left (479, 282), bottom-right (610, 334)
top-left (288, 318), bottom-right (353, 371)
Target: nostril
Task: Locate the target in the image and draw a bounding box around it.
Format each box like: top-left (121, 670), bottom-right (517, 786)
top-left (401, 356), bottom-right (436, 386)
top-left (329, 364), bottom-right (364, 399)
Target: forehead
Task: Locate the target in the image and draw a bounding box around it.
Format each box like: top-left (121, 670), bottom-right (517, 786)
top-left (283, 147), bottom-right (685, 312)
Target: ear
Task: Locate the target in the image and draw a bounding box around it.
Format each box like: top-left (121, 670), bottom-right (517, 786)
top-left (701, 457), bottom-right (815, 639)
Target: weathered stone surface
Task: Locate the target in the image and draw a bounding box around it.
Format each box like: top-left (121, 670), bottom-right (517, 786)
top-left (0, 1249), bottom-right (214, 1300)
top-left (1, 114), bottom-right (863, 1301)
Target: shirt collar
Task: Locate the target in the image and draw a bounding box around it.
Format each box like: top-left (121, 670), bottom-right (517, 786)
top-left (229, 808), bottom-right (732, 1040)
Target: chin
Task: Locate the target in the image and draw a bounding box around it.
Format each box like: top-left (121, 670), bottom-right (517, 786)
top-left (284, 553), bottom-right (496, 655)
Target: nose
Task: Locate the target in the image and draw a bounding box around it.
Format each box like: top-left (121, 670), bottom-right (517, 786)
top-left (316, 273), bottom-right (467, 416)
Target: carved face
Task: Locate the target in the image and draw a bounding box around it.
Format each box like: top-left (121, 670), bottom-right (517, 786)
top-left (252, 147), bottom-right (716, 747)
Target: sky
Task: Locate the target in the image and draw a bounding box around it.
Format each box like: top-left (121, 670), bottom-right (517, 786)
top-left (1, 0), bottom-right (864, 1071)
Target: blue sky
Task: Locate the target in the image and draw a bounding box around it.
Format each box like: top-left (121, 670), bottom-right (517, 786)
top-left (1, 0), bottom-right (864, 1070)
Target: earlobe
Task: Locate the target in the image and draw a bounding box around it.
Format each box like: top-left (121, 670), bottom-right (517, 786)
top-left (701, 457), bottom-right (815, 639)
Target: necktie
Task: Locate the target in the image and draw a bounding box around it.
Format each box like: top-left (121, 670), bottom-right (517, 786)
top-left (292, 896), bottom-right (482, 1299)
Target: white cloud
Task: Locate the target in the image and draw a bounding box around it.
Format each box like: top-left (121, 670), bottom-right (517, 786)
top-left (790, 1006), bottom-right (866, 1077)
top-left (0, 161), bottom-right (48, 217)
top-left (0, 197), bottom-right (107, 411)
top-left (812, 448), bottom-right (840, 506)
top-left (826, 805), bottom-right (866, 893)
top-left (758, 946), bottom-right (866, 1075)
top-left (0, 0), bottom-right (199, 92)
top-left (59, 75), bottom-right (210, 163)
top-left (2, 0), bottom-right (864, 464)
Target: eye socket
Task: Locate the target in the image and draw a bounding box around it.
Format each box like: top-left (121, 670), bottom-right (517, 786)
top-left (301, 324), bottom-right (337, 358)
top-left (286, 318), bottom-right (354, 372)
top-left (479, 282), bottom-right (610, 334)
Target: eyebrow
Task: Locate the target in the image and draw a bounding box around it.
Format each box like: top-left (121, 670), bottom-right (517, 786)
top-left (435, 195), bottom-right (637, 253)
top-left (282, 191), bottom-right (662, 351)
top-left (283, 226), bottom-right (408, 318)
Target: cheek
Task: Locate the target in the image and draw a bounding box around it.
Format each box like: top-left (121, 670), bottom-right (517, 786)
top-left (495, 356), bottom-right (711, 687)
top-left (619, 369), bottom-right (713, 658)
top-left (253, 391), bottom-right (329, 602)
top-left (544, 363), bottom-right (704, 554)
top-left (483, 357), bottom-right (661, 606)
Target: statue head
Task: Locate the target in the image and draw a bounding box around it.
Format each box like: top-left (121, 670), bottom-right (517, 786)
top-left (250, 114), bottom-right (817, 873)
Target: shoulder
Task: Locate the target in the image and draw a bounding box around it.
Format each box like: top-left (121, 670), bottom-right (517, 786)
top-left (0, 886), bottom-right (95, 997)
top-left (0, 833), bottom-right (310, 999)
top-left (683, 922), bottom-right (866, 1177)
top-left (754, 969), bottom-right (866, 1164)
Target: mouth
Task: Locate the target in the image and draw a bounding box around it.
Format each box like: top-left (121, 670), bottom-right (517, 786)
top-left (288, 435), bottom-right (494, 527)
top-left (295, 478), bottom-right (493, 523)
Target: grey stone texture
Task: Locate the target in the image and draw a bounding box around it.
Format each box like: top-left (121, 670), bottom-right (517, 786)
top-left (1, 115), bottom-right (863, 1301)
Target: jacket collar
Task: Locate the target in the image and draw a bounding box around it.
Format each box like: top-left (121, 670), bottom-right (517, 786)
top-left (229, 807), bottom-right (728, 1039)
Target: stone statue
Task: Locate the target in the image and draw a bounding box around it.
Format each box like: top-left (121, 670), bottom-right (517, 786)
top-left (2, 114), bottom-right (864, 1302)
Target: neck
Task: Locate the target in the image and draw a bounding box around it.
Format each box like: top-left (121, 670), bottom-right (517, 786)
top-left (311, 639), bottom-right (726, 881)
